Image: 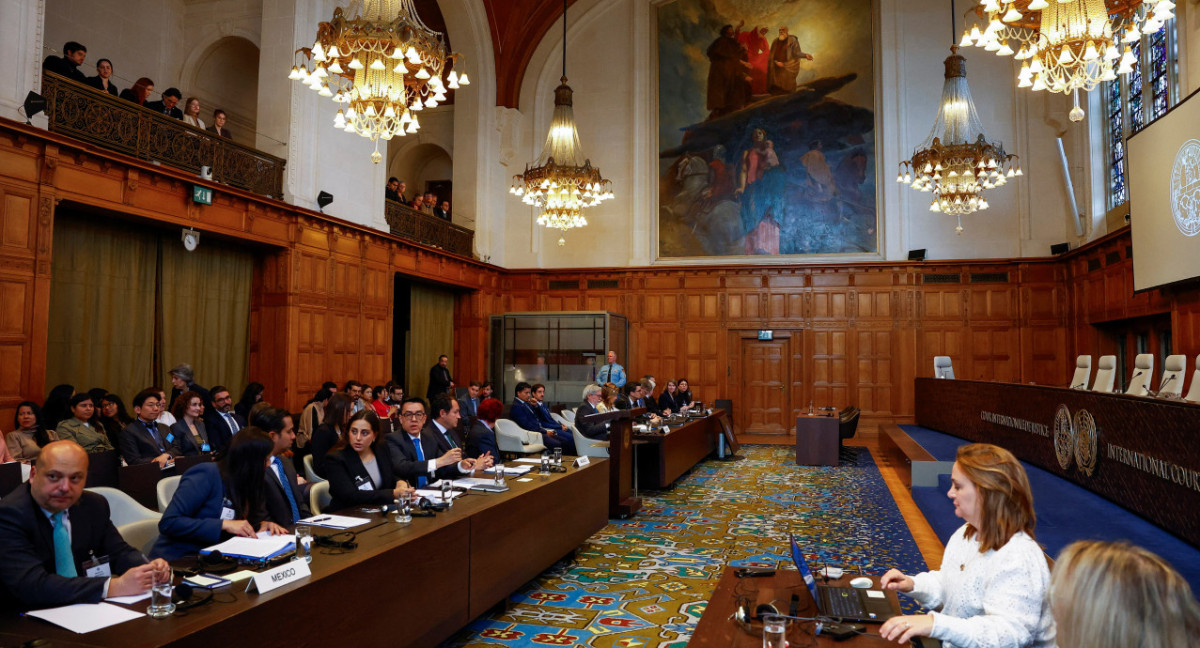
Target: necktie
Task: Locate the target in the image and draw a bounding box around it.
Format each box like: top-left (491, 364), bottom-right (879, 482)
top-left (145, 421), bottom-right (164, 452)
top-left (52, 512), bottom-right (77, 577)
top-left (444, 431), bottom-right (457, 449)
top-left (412, 436), bottom-right (427, 488)
top-left (273, 457), bottom-right (301, 523)
top-left (225, 412), bottom-right (240, 434)
top-left (470, 399), bottom-right (477, 416)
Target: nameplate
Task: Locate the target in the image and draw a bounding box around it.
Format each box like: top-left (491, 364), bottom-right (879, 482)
top-left (573, 456), bottom-right (590, 468)
top-left (246, 559), bottom-right (311, 594)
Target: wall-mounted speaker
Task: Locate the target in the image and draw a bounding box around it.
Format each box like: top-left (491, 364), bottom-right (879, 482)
top-left (1050, 242), bottom-right (1070, 255)
top-left (908, 249), bottom-right (926, 261)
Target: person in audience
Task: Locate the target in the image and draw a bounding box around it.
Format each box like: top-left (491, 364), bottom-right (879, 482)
top-left (386, 397), bottom-right (477, 488)
top-left (0, 441), bottom-right (171, 610)
top-left (510, 382), bottom-right (567, 451)
top-left (480, 381), bottom-right (494, 401)
top-left (576, 384), bottom-right (610, 440)
top-left (371, 385), bottom-right (392, 418)
top-left (531, 383), bottom-right (576, 454)
top-left (56, 394), bottom-right (113, 454)
top-left (420, 193), bottom-right (436, 215)
top-left (119, 389), bottom-right (183, 466)
top-left (97, 393), bottom-right (133, 449)
top-left (427, 354), bottom-right (454, 400)
top-left (154, 387), bottom-right (177, 427)
top-left (234, 382), bottom-right (264, 421)
top-left (181, 97), bottom-right (205, 129)
top-left (362, 385), bottom-right (375, 408)
top-left (1050, 540), bottom-right (1200, 648)
top-left (152, 428), bottom-right (287, 561)
top-left (659, 379), bottom-right (684, 414)
top-left (170, 390), bottom-right (212, 455)
top-left (146, 87), bottom-right (183, 119)
top-left (598, 350), bottom-right (626, 387)
top-left (119, 77), bottom-right (154, 106)
top-left (85, 388), bottom-right (108, 429)
top-left (466, 397), bottom-right (502, 459)
top-left (42, 384), bottom-right (76, 431)
top-left (387, 383), bottom-right (405, 406)
top-left (168, 363), bottom-right (209, 408)
top-left (323, 380), bottom-right (339, 393)
top-left (207, 385), bottom-right (244, 454)
top-left (298, 387), bottom-right (332, 453)
top-left (676, 378), bottom-right (696, 410)
top-left (326, 410), bottom-right (413, 512)
top-left (879, 443), bottom-right (1055, 647)
top-left (433, 200), bottom-right (451, 221)
top-left (385, 177), bottom-right (402, 202)
top-left (207, 109), bottom-right (232, 138)
top-left (0, 432), bottom-right (11, 463)
top-left (253, 407), bottom-right (309, 529)
top-left (459, 381), bottom-right (481, 418)
top-left (85, 58), bottom-right (118, 97)
top-left (343, 380), bottom-right (365, 414)
top-left (6, 402), bottom-right (53, 461)
top-left (310, 392), bottom-right (354, 477)
top-left (42, 41), bottom-right (88, 82)
top-left (598, 383), bottom-right (619, 413)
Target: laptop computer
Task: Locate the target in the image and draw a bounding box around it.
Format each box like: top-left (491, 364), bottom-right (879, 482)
top-left (789, 534), bottom-right (897, 624)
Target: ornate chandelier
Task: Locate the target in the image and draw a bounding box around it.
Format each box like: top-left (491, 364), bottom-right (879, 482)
top-left (959, 0), bottom-right (1174, 121)
top-left (898, 45), bottom-right (1022, 234)
top-left (509, 0), bottom-right (613, 243)
top-left (289, 0), bottom-right (469, 163)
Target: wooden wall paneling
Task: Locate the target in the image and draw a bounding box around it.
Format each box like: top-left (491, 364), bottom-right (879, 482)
top-left (684, 327), bottom-right (723, 404)
top-left (0, 180), bottom-right (41, 421)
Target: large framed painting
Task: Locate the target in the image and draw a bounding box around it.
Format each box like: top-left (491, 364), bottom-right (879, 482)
top-left (657, 0), bottom-right (877, 259)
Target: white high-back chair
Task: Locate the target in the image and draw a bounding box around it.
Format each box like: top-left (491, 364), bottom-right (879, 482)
top-left (1070, 355), bottom-right (1092, 389)
top-left (494, 419), bottom-right (547, 455)
top-left (1092, 355), bottom-right (1117, 393)
top-left (303, 454), bottom-right (325, 483)
top-left (87, 486), bottom-right (161, 527)
top-left (309, 481), bottom-right (331, 515)
top-left (1185, 354), bottom-right (1200, 404)
top-left (1158, 354), bottom-right (1187, 397)
top-left (1125, 354), bottom-right (1154, 396)
top-left (933, 356), bottom-right (955, 379)
top-left (117, 519), bottom-right (161, 555)
top-left (156, 475), bottom-right (182, 512)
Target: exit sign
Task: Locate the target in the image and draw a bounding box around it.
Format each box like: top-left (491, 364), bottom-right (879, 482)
top-left (192, 185), bottom-right (212, 205)
top-left (758, 330), bottom-right (773, 340)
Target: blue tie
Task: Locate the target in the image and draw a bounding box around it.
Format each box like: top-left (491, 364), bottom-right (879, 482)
top-left (412, 436), bottom-right (427, 488)
top-left (145, 421), bottom-right (164, 452)
top-left (273, 457), bottom-right (301, 523)
top-left (52, 511), bottom-right (77, 577)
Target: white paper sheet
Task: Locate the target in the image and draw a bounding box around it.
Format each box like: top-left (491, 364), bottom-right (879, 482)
top-left (26, 602), bottom-right (145, 633)
top-left (413, 489), bottom-right (463, 500)
top-left (512, 458), bottom-right (542, 464)
top-left (483, 465), bottom-right (532, 476)
top-left (297, 513), bottom-right (372, 529)
top-left (202, 535), bottom-right (293, 559)
top-left (105, 592), bottom-right (151, 605)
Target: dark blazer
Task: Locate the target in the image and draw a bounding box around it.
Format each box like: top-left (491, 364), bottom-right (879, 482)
top-left (309, 423), bottom-right (341, 478)
top-left (42, 55), bottom-right (87, 83)
top-left (575, 401), bottom-right (610, 440)
top-left (145, 100), bottom-right (183, 119)
top-left (465, 420), bottom-right (499, 459)
top-left (0, 485), bottom-right (144, 610)
top-left (206, 125), bottom-right (232, 139)
top-left (385, 430), bottom-right (459, 486)
top-left (152, 463), bottom-right (266, 561)
top-left (85, 76), bottom-right (119, 97)
top-left (427, 364), bottom-right (453, 399)
top-left (458, 396), bottom-right (480, 419)
top-left (510, 399), bottom-right (551, 433)
top-left (615, 395), bottom-right (633, 411)
top-left (535, 401), bottom-right (563, 430)
top-left (119, 419), bottom-right (184, 466)
top-left (205, 410), bottom-right (244, 455)
top-left (324, 446), bottom-right (398, 512)
top-left (640, 393), bottom-right (664, 416)
top-left (424, 420), bottom-right (465, 452)
top-left (264, 456), bottom-right (310, 528)
top-left (659, 391), bottom-right (684, 413)
top-left (170, 419), bottom-right (212, 456)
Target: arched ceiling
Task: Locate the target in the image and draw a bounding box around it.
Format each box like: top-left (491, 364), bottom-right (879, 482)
top-left (480, 0), bottom-right (579, 109)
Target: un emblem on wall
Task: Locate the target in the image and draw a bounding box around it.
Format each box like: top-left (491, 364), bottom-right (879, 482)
top-left (1171, 139), bottom-right (1200, 237)
top-left (1072, 409), bottom-right (1099, 477)
top-left (1053, 404), bottom-right (1075, 470)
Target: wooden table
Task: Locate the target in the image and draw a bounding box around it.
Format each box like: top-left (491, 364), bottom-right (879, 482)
top-left (634, 411), bottom-right (723, 489)
top-left (795, 414), bottom-right (839, 466)
top-left (0, 459), bottom-right (609, 648)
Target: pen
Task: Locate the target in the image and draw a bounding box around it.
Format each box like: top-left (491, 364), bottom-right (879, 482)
top-left (311, 516), bottom-right (331, 522)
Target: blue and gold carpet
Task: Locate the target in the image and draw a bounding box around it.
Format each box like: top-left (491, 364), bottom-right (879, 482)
top-left (442, 445), bottom-right (927, 648)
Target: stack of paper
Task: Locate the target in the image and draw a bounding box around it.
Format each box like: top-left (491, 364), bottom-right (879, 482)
top-left (201, 534), bottom-right (294, 560)
top-left (297, 514), bottom-right (371, 529)
top-left (483, 465), bottom-right (533, 476)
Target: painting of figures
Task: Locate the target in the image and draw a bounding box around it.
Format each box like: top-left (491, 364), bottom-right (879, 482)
top-left (657, 0), bottom-right (877, 258)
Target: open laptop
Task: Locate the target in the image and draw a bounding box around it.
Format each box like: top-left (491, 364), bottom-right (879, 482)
top-left (789, 534), bottom-right (897, 624)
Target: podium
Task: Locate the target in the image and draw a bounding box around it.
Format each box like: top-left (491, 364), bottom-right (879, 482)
top-left (578, 407), bottom-right (643, 518)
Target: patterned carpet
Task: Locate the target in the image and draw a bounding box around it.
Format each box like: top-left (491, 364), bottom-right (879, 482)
top-left (441, 445), bottom-right (928, 648)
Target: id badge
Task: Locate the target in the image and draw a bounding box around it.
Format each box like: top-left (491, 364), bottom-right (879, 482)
top-left (83, 555), bottom-right (111, 578)
top-left (165, 433), bottom-right (175, 444)
top-left (355, 475), bottom-right (373, 491)
top-left (201, 443), bottom-right (211, 452)
top-left (221, 497), bottom-right (235, 520)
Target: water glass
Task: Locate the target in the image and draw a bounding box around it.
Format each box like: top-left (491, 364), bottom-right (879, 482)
top-left (493, 462), bottom-right (506, 486)
top-left (393, 498), bottom-right (411, 523)
top-left (762, 614), bottom-right (787, 648)
top-left (294, 525), bottom-right (313, 563)
top-left (552, 448), bottom-right (563, 467)
top-left (540, 453), bottom-right (551, 474)
top-left (440, 480), bottom-right (453, 506)
top-left (147, 578), bottom-right (175, 618)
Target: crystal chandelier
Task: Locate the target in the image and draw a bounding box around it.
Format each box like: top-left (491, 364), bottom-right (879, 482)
top-left (509, 0), bottom-right (613, 244)
top-left (898, 45), bottom-right (1022, 234)
top-left (959, 0), bottom-right (1174, 121)
top-left (289, 0), bottom-right (469, 163)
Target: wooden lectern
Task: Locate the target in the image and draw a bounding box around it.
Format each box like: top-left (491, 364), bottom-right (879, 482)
top-left (578, 407), bottom-right (644, 518)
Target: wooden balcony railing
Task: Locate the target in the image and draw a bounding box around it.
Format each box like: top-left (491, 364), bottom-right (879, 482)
top-left (384, 200), bottom-right (475, 258)
top-left (40, 72), bottom-right (286, 199)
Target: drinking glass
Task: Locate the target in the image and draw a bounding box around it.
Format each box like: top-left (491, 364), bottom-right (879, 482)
top-left (393, 497), bottom-right (412, 523)
top-left (147, 572), bottom-right (175, 618)
top-left (552, 448), bottom-right (563, 467)
top-left (294, 524), bottom-right (313, 563)
top-left (440, 480), bottom-right (453, 506)
top-left (493, 461), bottom-right (505, 485)
top-left (761, 614), bottom-right (787, 648)
top-left (540, 452), bottom-right (551, 475)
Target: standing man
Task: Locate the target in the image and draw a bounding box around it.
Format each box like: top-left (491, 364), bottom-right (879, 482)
top-left (206, 385), bottom-right (245, 454)
top-left (0, 442), bottom-right (171, 610)
top-left (458, 381), bottom-right (481, 418)
top-left (255, 408), bottom-right (309, 529)
top-left (146, 88), bottom-right (184, 119)
top-left (427, 354), bottom-right (454, 400)
top-left (385, 177), bottom-right (402, 202)
top-left (598, 351), bottom-right (627, 387)
top-left (42, 42), bottom-right (88, 83)
top-left (168, 363), bottom-right (210, 410)
top-left (767, 26), bottom-right (813, 95)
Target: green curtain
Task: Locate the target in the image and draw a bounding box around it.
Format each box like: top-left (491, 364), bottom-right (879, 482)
top-left (406, 284), bottom-right (455, 399)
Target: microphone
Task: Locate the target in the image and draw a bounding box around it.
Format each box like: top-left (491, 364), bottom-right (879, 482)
top-left (1148, 374), bottom-right (1175, 398)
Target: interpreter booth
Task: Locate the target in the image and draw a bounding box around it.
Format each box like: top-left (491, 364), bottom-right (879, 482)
top-left (489, 312), bottom-right (629, 406)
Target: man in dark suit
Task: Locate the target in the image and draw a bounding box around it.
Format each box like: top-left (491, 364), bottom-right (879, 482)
top-left (576, 384), bottom-right (610, 441)
top-left (119, 389), bottom-right (184, 467)
top-left (0, 441), bottom-right (170, 610)
top-left (42, 41), bottom-right (88, 83)
top-left (386, 398), bottom-right (477, 488)
top-left (615, 383), bottom-right (638, 410)
top-left (426, 394), bottom-right (466, 451)
top-left (146, 87), bottom-right (184, 119)
top-left (458, 381), bottom-right (481, 418)
top-left (510, 382), bottom-right (567, 450)
top-left (254, 407), bottom-right (310, 529)
top-left (427, 354), bottom-right (454, 400)
top-left (206, 385), bottom-right (245, 454)
top-left (531, 384), bottom-right (576, 454)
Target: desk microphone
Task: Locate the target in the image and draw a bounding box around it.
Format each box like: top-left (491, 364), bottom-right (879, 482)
top-left (1069, 382), bottom-right (1085, 390)
top-left (1153, 374), bottom-right (1176, 397)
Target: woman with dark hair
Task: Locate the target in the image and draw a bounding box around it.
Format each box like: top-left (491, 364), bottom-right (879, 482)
top-left (55, 394), bottom-right (114, 454)
top-left (324, 410), bottom-right (412, 512)
top-left (6, 402), bottom-right (53, 461)
top-left (152, 428), bottom-right (287, 561)
top-left (370, 385), bottom-right (392, 418)
top-left (170, 391), bottom-right (212, 455)
top-left (309, 392), bottom-right (354, 478)
top-left (234, 382), bottom-right (265, 421)
top-left (298, 387), bottom-right (332, 454)
top-left (119, 77), bottom-right (154, 106)
top-left (675, 378), bottom-right (696, 411)
top-left (42, 384), bottom-right (75, 431)
top-left (466, 398), bottom-right (503, 459)
top-left (98, 393), bottom-right (133, 448)
top-left (879, 443), bottom-right (1054, 647)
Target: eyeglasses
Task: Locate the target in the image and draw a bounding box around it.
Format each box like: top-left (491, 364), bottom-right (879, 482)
top-left (399, 412), bottom-right (426, 420)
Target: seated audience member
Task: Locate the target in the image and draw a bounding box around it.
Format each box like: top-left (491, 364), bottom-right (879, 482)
top-left (42, 41), bottom-right (88, 83)
top-left (362, 385), bottom-right (375, 410)
top-left (310, 392), bottom-right (354, 477)
top-left (531, 384), bottom-right (575, 454)
top-left (181, 97), bottom-right (205, 129)
top-left (207, 385), bottom-right (244, 454)
top-left (458, 381), bottom-right (482, 418)
top-left (510, 382), bottom-right (567, 450)
top-left (385, 177), bottom-right (403, 202)
top-left (170, 391), bottom-right (212, 455)
top-left (466, 398), bottom-right (502, 459)
top-left (597, 382), bottom-right (619, 413)
top-left (386, 397), bottom-right (477, 488)
top-left (480, 381), bottom-right (494, 401)
top-left (576, 384), bottom-right (610, 440)
top-left (85, 58), bottom-right (118, 97)
top-left (433, 200), bottom-right (451, 221)
top-left (145, 87), bottom-right (183, 119)
top-left (0, 433), bottom-right (11, 463)
top-left (207, 109), bottom-right (232, 138)
top-left (879, 443), bottom-right (1055, 647)
top-left (97, 393), bottom-right (133, 449)
top-left (119, 389), bottom-right (183, 467)
top-left (386, 382), bottom-right (405, 406)
top-left (325, 411), bottom-right (413, 512)
top-left (119, 77), bottom-right (154, 106)
top-left (234, 382), bottom-right (265, 421)
top-left (42, 384), bottom-right (76, 431)
top-left (154, 388), bottom-right (177, 427)
top-left (344, 380), bottom-right (366, 414)
top-left (168, 363), bottom-right (209, 409)
top-left (56, 394), bottom-right (114, 454)
top-left (371, 385), bottom-right (392, 418)
top-left (658, 379), bottom-right (684, 415)
top-left (298, 387), bottom-right (332, 453)
top-left (253, 407), bottom-right (309, 529)
top-left (1050, 540), bottom-right (1200, 648)
top-left (86, 388), bottom-right (109, 424)
top-left (153, 429), bottom-right (286, 561)
top-left (6, 402), bottom-right (54, 461)
top-left (420, 193), bottom-right (436, 215)
top-left (676, 378), bottom-right (696, 410)
top-left (0, 441), bottom-right (171, 610)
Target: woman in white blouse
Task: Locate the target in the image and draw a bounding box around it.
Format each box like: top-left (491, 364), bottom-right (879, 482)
top-left (182, 97), bottom-right (205, 129)
top-left (878, 443), bottom-right (1055, 648)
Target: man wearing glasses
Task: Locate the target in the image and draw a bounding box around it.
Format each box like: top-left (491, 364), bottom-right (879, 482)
top-left (385, 398), bottom-right (482, 488)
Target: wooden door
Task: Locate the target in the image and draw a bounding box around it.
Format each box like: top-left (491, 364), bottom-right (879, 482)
top-left (740, 338), bottom-right (790, 434)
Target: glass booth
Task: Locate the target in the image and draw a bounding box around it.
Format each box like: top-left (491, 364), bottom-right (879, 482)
top-left (489, 312), bottom-right (629, 406)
